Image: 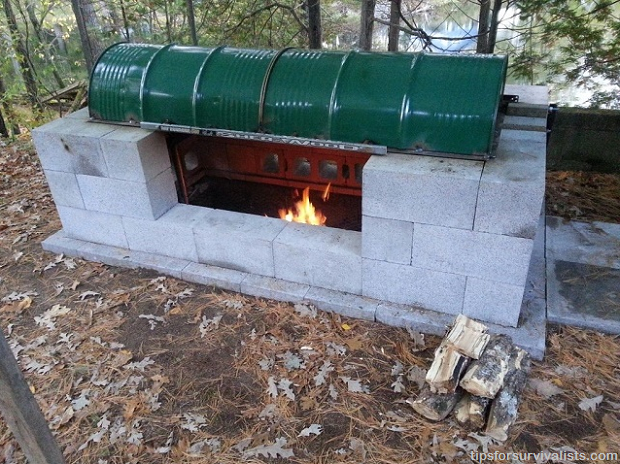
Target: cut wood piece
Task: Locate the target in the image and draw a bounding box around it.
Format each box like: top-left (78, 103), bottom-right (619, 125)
top-left (453, 392), bottom-right (491, 430)
top-left (425, 342), bottom-right (470, 394)
top-left (485, 346), bottom-right (532, 441)
top-left (445, 314), bottom-right (490, 359)
top-left (408, 386), bottom-right (464, 421)
top-left (459, 335), bottom-right (513, 398)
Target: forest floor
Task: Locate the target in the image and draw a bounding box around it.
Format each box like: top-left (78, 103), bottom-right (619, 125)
top-left (1, 133), bottom-right (619, 464)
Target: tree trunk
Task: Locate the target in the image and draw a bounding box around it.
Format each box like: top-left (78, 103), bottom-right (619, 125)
top-left (476, 0), bottom-right (490, 53)
top-left (0, 328), bottom-right (67, 464)
top-left (307, 0), bottom-right (321, 49)
top-left (119, 0), bottom-right (130, 41)
top-left (359, 0), bottom-right (375, 50)
top-left (70, 0), bottom-right (101, 74)
top-left (0, 106), bottom-right (8, 137)
top-left (388, 0), bottom-right (400, 51)
top-left (0, 75), bottom-right (20, 136)
top-left (487, 0), bottom-right (502, 53)
top-left (186, 0), bottom-right (198, 45)
top-left (25, 1), bottom-right (65, 88)
top-left (2, 0), bottom-right (39, 108)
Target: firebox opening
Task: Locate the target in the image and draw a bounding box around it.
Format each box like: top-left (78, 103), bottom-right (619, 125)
top-left (169, 135), bottom-right (367, 232)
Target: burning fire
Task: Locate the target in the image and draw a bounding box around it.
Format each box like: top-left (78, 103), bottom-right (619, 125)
top-left (279, 184), bottom-right (330, 226)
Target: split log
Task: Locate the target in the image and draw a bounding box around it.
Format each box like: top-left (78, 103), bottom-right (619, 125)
top-left (445, 314), bottom-right (490, 359)
top-left (459, 335), bottom-right (513, 398)
top-left (453, 392), bottom-right (491, 430)
top-left (485, 346), bottom-right (531, 441)
top-left (408, 386), bottom-right (463, 421)
top-left (425, 342), bottom-right (470, 394)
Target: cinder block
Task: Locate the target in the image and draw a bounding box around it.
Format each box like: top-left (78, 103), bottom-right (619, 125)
top-left (76, 241), bottom-right (189, 278)
top-left (304, 287), bottom-right (377, 321)
top-left (363, 153), bottom-right (483, 230)
top-left (32, 118), bottom-right (114, 176)
top-left (41, 230), bottom-right (87, 256)
top-left (503, 84), bottom-right (549, 105)
top-left (273, 222), bottom-right (362, 293)
top-left (193, 210), bottom-right (286, 277)
top-left (181, 262), bottom-right (246, 293)
top-left (77, 168), bottom-right (176, 220)
top-left (362, 215), bottom-right (413, 264)
top-left (56, 205), bottom-right (128, 248)
top-left (462, 277), bottom-right (524, 327)
top-left (43, 170), bottom-right (85, 209)
top-left (101, 127), bottom-right (171, 182)
top-left (240, 275), bottom-right (309, 302)
top-left (362, 259), bottom-right (465, 315)
top-left (122, 216), bottom-right (198, 262)
top-left (412, 224), bottom-right (533, 286)
top-left (375, 301), bottom-right (453, 336)
top-left (502, 115), bottom-right (546, 132)
top-left (63, 108), bottom-right (90, 120)
top-left (159, 203), bottom-right (212, 227)
top-left (474, 129), bottom-right (546, 238)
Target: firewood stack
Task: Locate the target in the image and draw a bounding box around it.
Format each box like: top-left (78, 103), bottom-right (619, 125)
top-left (408, 315), bottom-right (531, 441)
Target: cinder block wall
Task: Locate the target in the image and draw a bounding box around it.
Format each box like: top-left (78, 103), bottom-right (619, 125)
top-left (33, 84), bottom-right (546, 329)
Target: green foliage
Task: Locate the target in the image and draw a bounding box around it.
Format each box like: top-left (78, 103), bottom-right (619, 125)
top-left (514, 0), bottom-right (620, 107)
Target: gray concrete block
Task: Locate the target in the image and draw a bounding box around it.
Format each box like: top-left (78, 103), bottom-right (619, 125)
top-left (546, 216), bottom-right (620, 269)
top-left (122, 216), bottom-right (198, 262)
top-left (375, 301), bottom-right (453, 336)
top-left (32, 118), bottom-right (114, 176)
top-left (412, 224), bottom-right (534, 286)
top-left (101, 127), bottom-right (171, 182)
top-left (502, 115), bottom-right (547, 132)
top-left (43, 170), bottom-right (85, 209)
top-left (362, 215), bottom-right (413, 264)
top-left (63, 108), bottom-right (90, 120)
top-left (523, 208), bottom-right (546, 303)
top-left (362, 259), bottom-right (465, 315)
top-left (57, 205), bottom-right (128, 248)
top-left (77, 241), bottom-right (189, 278)
top-left (77, 168), bottom-right (176, 220)
top-left (506, 103), bottom-right (549, 118)
top-left (304, 287), bottom-right (377, 321)
top-left (158, 203), bottom-right (212, 227)
top-left (504, 84), bottom-right (549, 105)
top-left (491, 296), bottom-right (546, 360)
top-left (274, 222), bottom-right (362, 293)
top-left (41, 230), bottom-right (87, 256)
top-left (462, 277), bottom-right (525, 327)
top-left (194, 210), bottom-right (286, 277)
top-left (474, 130), bottom-right (546, 238)
top-left (181, 262), bottom-right (246, 292)
top-left (363, 153), bottom-right (483, 230)
top-left (240, 274), bottom-right (309, 302)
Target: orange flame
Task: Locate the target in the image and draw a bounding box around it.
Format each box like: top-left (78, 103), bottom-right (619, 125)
top-left (279, 184), bottom-right (330, 226)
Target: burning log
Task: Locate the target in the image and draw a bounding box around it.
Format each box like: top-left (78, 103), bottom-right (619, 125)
top-left (453, 393), bottom-right (491, 430)
top-left (485, 346), bottom-right (531, 441)
top-left (425, 342), bottom-right (470, 394)
top-left (408, 386), bottom-right (464, 421)
top-left (459, 335), bottom-right (514, 399)
top-left (444, 314), bottom-right (490, 359)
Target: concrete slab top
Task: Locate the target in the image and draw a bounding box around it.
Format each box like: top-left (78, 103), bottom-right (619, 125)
top-left (365, 152), bottom-right (484, 181)
top-left (547, 216), bottom-right (620, 269)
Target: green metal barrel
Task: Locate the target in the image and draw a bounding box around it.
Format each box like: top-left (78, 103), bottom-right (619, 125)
top-left (89, 43), bottom-right (507, 156)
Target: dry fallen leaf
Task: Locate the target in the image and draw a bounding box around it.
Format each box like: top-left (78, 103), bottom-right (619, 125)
top-left (578, 395), bottom-right (604, 413)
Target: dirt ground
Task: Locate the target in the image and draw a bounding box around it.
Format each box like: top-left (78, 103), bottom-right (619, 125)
top-left (1, 134), bottom-right (619, 464)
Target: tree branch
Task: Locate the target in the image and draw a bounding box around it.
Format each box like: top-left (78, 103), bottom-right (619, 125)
top-left (225, 2), bottom-right (308, 36)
